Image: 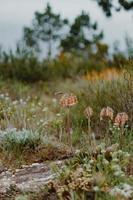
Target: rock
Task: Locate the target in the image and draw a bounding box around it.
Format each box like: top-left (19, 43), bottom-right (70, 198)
top-left (0, 165), bottom-right (6, 174)
top-left (0, 161), bottom-right (63, 194)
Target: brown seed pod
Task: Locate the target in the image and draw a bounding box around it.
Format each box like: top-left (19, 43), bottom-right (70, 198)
top-left (100, 106), bottom-right (114, 121)
top-left (59, 94), bottom-right (78, 108)
top-left (84, 107), bottom-right (93, 119)
top-left (114, 112), bottom-right (128, 127)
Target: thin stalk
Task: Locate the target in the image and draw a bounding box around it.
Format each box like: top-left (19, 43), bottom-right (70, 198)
top-left (120, 125), bottom-right (124, 148)
top-left (66, 107), bottom-right (73, 151)
top-left (59, 126), bottom-right (63, 142)
top-left (88, 117), bottom-right (92, 147)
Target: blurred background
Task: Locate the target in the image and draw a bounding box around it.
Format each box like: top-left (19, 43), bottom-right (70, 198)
top-left (0, 0), bottom-right (133, 51)
top-left (0, 0), bottom-right (133, 82)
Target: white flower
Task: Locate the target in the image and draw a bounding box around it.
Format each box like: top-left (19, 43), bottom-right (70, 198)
top-left (114, 170), bottom-right (124, 177)
top-left (89, 159), bottom-right (94, 164)
top-left (124, 152), bottom-right (130, 158)
top-left (56, 113), bottom-right (61, 117)
top-left (112, 158), bottom-right (119, 163)
top-left (38, 102), bottom-right (42, 106)
top-left (43, 121), bottom-right (48, 126)
top-left (111, 164), bottom-right (125, 177)
top-left (75, 149), bottom-right (80, 154)
top-left (125, 125), bottom-right (129, 128)
top-left (19, 99), bottom-right (26, 106)
top-left (93, 186), bottom-right (99, 192)
top-left (103, 159), bottom-right (109, 166)
top-left (5, 97), bottom-right (9, 101)
top-left (0, 94), bottom-right (4, 98)
top-left (111, 164), bottom-right (120, 170)
top-left (42, 107), bottom-right (48, 112)
top-left (110, 183), bottom-right (133, 198)
top-left (117, 150), bottom-right (123, 155)
top-left (12, 100), bottom-right (18, 105)
top-left (40, 119), bottom-right (44, 123)
top-left (52, 98), bottom-right (57, 103)
top-left (101, 149), bottom-right (106, 154)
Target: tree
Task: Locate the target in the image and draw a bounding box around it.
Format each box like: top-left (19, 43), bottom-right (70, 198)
top-left (23, 3), bottom-right (68, 58)
top-left (95, 0), bottom-right (133, 16)
top-left (60, 11), bottom-right (103, 53)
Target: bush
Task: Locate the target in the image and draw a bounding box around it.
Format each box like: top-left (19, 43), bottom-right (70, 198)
top-left (0, 129), bottom-right (41, 156)
top-left (0, 48), bottom-right (129, 82)
top-left (50, 143), bottom-right (132, 200)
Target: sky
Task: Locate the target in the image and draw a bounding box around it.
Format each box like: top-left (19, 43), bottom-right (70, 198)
top-left (0, 0), bottom-right (133, 52)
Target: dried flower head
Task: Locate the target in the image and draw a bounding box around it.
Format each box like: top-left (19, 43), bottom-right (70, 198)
top-left (100, 106), bottom-right (114, 121)
top-left (114, 112), bottom-right (128, 127)
top-left (59, 93), bottom-right (78, 108)
top-left (84, 106), bottom-right (93, 119)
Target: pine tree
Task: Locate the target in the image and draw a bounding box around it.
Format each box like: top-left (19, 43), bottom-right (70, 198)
top-left (23, 3), bottom-right (68, 58)
top-left (95, 0), bottom-right (133, 16)
top-left (61, 11), bottom-right (103, 53)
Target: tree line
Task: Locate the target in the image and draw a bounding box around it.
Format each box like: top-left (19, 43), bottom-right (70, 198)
top-left (0, 2), bottom-right (132, 82)
top-left (23, 4), bottom-right (103, 58)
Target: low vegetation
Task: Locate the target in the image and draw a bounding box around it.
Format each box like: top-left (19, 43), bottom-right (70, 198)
top-left (0, 65), bottom-right (132, 199)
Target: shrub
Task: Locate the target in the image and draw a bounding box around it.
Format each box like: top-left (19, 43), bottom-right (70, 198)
top-left (0, 48), bottom-right (129, 82)
top-left (50, 144), bottom-right (132, 200)
top-left (0, 129), bottom-right (41, 156)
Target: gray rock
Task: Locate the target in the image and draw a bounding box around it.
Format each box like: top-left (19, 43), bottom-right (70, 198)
top-left (0, 165), bottom-right (6, 174)
top-left (0, 161), bottom-right (62, 193)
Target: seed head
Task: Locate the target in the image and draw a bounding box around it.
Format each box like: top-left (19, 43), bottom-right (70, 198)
top-left (59, 93), bottom-right (78, 108)
top-left (84, 106), bottom-right (93, 119)
top-left (114, 112), bottom-right (128, 127)
top-left (100, 106), bottom-right (114, 121)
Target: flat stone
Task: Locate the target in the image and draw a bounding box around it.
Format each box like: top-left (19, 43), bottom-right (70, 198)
top-left (0, 166), bottom-right (5, 174)
top-left (0, 160), bottom-right (63, 193)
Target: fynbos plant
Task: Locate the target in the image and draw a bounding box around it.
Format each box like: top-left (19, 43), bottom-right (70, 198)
top-left (84, 106), bottom-right (93, 147)
top-left (114, 112), bottom-right (129, 147)
top-left (100, 107), bottom-right (114, 121)
top-left (59, 93), bottom-right (78, 151)
top-left (100, 106), bottom-right (114, 143)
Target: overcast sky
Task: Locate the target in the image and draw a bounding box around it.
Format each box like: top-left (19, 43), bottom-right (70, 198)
top-left (0, 0), bottom-right (133, 52)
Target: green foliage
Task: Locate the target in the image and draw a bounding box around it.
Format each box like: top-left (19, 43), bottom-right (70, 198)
top-left (50, 64), bottom-right (133, 136)
top-left (23, 3), bottom-right (68, 57)
top-left (0, 49), bottom-right (111, 82)
top-left (0, 47), bottom-right (49, 82)
top-left (61, 11), bottom-right (103, 53)
top-left (95, 0), bottom-right (133, 16)
top-left (50, 144), bottom-right (132, 199)
top-left (0, 41), bottom-right (130, 83)
top-left (0, 129), bottom-right (41, 156)
top-left (15, 195), bottom-right (28, 200)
